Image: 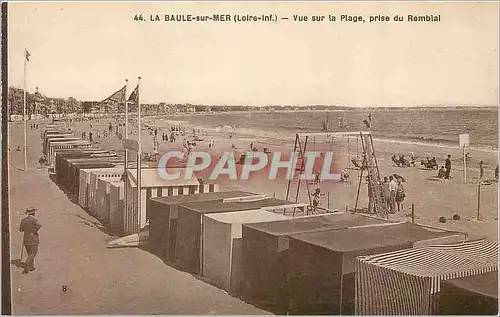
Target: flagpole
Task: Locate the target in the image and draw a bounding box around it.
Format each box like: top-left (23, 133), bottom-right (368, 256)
top-left (124, 79), bottom-right (129, 170)
top-left (136, 76), bottom-right (142, 230)
top-left (123, 79), bottom-right (129, 225)
top-left (23, 49), bottom-right (28, 172)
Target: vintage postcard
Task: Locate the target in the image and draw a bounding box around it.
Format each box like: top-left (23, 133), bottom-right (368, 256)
top-left (2, 1), bottom-right (498, 315)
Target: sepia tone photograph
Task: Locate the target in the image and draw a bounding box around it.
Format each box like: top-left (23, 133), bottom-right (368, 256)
top-left (2, 1), bottom-right (499, 315)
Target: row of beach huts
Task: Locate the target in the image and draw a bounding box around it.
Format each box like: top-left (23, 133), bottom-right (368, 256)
top-left (43, 123), bottom-right (498, 315)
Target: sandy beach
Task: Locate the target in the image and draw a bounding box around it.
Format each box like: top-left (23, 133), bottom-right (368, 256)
top-left (153, 115), bottom-right (498, 241)
top-left (18, 113), bottom-right (497, 241)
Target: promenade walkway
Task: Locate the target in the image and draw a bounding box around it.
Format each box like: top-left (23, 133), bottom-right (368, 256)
top-left (8, 122), bottom-right (269, 315)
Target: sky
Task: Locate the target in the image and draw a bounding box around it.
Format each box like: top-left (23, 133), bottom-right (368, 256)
top-left (7, 2), bottom-right (499, 106)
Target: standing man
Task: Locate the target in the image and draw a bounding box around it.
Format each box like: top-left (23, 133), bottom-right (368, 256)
top-left (388, 175), bottom-right (398, 213)
top-left (445, 154), bottom-right (452, 179)
top-left (19, 207), bottom-right (41, 274)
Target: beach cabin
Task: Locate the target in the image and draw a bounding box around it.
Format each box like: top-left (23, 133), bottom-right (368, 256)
top-left (43, 134), bottom-right (78, 153)
top-left (438, 271), bottom-right (498, 315)
top-left (43, 130), bottom-right (71, 140)
top-left (78, 166), bottom-right (124, 209)
top-left (95, 175), bottom-right (124, 222)
top-left (88, 167), bottom-right (124, 215)
top-left (65, 158), bottom-right (121, 194)
top-left (148, 191), bottom-right (256, 262)
top-left (175, 198), bottom-right (302, 276)
top-left (355, 239), bottom-right (498, 315)
top-left (123, 168), bottom-right (206, 235)
top-left (47, 138), bottom-right (90, 161)
top-left (286, 228), bottom-right (413, 315)
top-left (54, 149), bottom-right (113, 178)
top-left (203, 210), bottom-right (290, 295)
top-left (47, 140), bottom-right (92, 167)
top-left (240, 213), bottom-right (389, 312)
top-left (108, 180), bottom-right (125, 233)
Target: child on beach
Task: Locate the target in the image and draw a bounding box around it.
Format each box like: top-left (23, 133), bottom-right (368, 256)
top-left (314, 171), bottom-right (321, 184)
top-left (341, 169), bottom-right (349, 183)
top-left (311, 188), bottom-right (323, 213)
top-left (38, 156), bottom-right (47, 168)
top-left (438, 166), bottom-right (446, 178)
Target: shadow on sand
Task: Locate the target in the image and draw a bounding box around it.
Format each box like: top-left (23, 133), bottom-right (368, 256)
top-left (10, 259), bottom-right (26, 269)
top-left (136, 243), bottom-right (287, 315)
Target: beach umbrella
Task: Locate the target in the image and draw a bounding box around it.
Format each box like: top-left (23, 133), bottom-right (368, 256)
top-left (393, 173), bottom-right (406, 182)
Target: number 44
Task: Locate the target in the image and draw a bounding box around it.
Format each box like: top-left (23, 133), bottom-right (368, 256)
top-left (134, 14), bottom-right (144, 21)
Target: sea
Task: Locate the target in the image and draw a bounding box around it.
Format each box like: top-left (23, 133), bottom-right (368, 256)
top-left (155, 108), bottom-right (498, 151)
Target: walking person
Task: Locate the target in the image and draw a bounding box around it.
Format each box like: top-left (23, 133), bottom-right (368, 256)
top-left (19, 207), bottom-right (41, 274)
top-left (445, 154), bottom-right (452, 179)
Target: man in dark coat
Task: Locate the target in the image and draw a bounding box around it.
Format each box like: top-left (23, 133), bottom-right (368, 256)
top-left (445, 154), bottom-right (452, 179)
top-left (19, 207), bottom-right (41, 274)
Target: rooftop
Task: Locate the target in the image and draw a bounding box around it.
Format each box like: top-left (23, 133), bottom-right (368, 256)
top-left (290, 227), bottom-right (412, 253)
top-left (150, 191), bottom-right (254, 206)
top-left (127, 168), bottom-right (200, 187)
top-left (205, 209), bottom-right (290, 224)
top-left (243, 213), bottom-right (387, 236)
top-left (181, 198), bottom-right (294, 214)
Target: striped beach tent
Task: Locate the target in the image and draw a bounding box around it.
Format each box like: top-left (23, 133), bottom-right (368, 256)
top-left (124, 168), bottom-right (218, 235)
top-left (355, 239), bottom-right (498, 315)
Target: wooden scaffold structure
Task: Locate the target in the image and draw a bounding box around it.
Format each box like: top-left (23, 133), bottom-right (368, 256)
top-left (284, 131), bottom-right (388, 216)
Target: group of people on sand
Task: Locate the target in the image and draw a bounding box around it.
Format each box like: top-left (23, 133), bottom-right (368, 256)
top-left (391, 153), bottom-right (415, 168)
top-left (366, 175), bottom-right (406, 214)
top-left (421, 157), bottom-right (439, 170)
top-left (380, 175), bottom-right (406, 213)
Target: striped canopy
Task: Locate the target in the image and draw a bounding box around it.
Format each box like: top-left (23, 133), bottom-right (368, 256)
top-left (355, 239), bottom-right (498, 315)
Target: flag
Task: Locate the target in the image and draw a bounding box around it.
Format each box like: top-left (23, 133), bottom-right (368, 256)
top-left (127, 84), bottom-right (139, 104)
top-left (25, 49), bottom-right (31, 62)
top-left (103, 85), bottom-right (127, 103)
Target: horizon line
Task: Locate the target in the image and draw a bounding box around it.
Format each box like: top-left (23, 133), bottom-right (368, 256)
top-left (8, 86), bottom-right (498, 108)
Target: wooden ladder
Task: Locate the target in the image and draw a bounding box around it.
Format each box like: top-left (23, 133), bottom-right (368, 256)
top-left (354, 132), bottom-right (389, 218)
